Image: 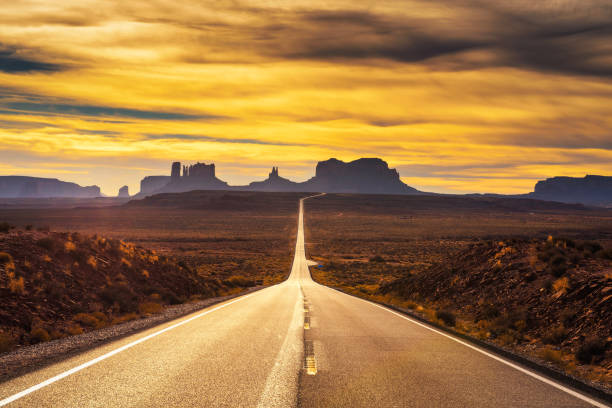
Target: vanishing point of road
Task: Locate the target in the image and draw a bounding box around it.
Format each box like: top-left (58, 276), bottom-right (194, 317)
top-left (0, 195), bottom-right (609, 407)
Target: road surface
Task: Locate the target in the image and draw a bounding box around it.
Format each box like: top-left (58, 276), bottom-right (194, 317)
top-left (0, 195), bottom-right (608, 407)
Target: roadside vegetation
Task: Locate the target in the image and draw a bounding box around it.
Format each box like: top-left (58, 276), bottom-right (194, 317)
top-left (305, 194), bottom-right (612, 390)
top-left (0, 192), bottom-right (301, 353)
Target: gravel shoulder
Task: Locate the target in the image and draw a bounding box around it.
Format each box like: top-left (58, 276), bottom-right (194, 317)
top-left (0, 286), bottom-right (264, 382)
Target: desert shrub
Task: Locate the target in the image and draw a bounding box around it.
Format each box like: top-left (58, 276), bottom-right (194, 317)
top-left (596, 248), bottom-right (612, 260)
top-left (0, 252), bottom-right (12, 265)
top-left (25, 224), bottom-right (33, 231)
top-left (66, 325), bottom-right (84, 335)
top-left (560, 308), bottom-right (578, 325)
top-left (552, 277), bottom-right (570, 293)
top-left (0, 222), bottom-right (11, 233)
top-left (550, 254), bottom-right (567, 266)
top-left (111, 313), bottom-right (139, 324)
top-left (436, 309), bottom-right (456, 327)
top-left (540, 347), bottom-right (565, 366)
top-left (30, 327), bottom-right (51, 343)
top-left (479, 303), bottom-right (500, 320)
top-left (138, 302), bottom-right (163, 315)
top-left (225, 275), bottom-right (255, 287)
top-left (542, 325), bottom-right (568, 345)
top-left (69, 248), bottom-right (89, 264)
top-left (36, 237), bottom-right (59, 251)
top-left (9, 276), bottom-right (25, 294)
top-left (0, 333), bottom-right (15, 353)
top-left (576, 337), bottom-right (607, 364)
top-left (100, 284), bottom-right (137, 312)
top-left (369, 255), bottom-right (385, 263)
top-left (577, 241), bottom-right (603, 257)
top-left (64, 241), bottom-right (76, 252)
top-left (74, 313), bottom-right (103, 328)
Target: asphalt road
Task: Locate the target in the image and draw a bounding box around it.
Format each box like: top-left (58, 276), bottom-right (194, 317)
top-left (0, 195), bottom-right (608, 407)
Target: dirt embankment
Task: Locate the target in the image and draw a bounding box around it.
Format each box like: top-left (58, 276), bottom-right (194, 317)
top-left (380, 237), bottom-right (612, 386)
top-left (0, 231), bottom-right (236, 353)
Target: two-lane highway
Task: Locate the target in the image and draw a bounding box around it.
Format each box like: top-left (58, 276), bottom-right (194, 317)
top-left (0, 195), bottom-right (608, 407)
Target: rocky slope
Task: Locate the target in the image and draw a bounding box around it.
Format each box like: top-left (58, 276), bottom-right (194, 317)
top-left (0, 231), bottom-right (231, 352)
top-left (380, 237), bottom-right (612, 382)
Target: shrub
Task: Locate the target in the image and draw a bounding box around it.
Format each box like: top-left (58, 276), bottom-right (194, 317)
top-left (369, 255), bottom-right (385, 263)
top-left (560, 308), bottom-right (578, 325)
top-left (540, 347), bottom-right (565, 366)
top-left (479, 303), bottom-right (500, 320)
top-left (0, 333), bottom-right (15, 353)
top-left (596, 248), bottom-right (612, 260)
top-left (436, 309), bottom-right (456, 327)
top-left (552, 277), bottom-right (570, 293)
top-left (36, 237), bottom-right (59, 251)
top-left (74, 313), bottom-right (103, 328)
top-left (576, 337), bottom-right (607, 364)
top-left (542, 325), bottom-right (568, 345)
top-left (25, 224), bottom-right (33, 231)
top-left (225, 275), bottom-right (255, 287)
top-left (0, 222), bottom-right (11, 233)
top-left (138, 302), bottom-right (163, 315)
top-left (0, 252), bottom-right (12, 265)
top-left (66, 325), bottom-right (84, 335)
top-left (9, 276), bottom-right (25, 294)
top-left (100, 284), bottom-right (137, 312)
top-left (30, 327), bottom-right (51, 343)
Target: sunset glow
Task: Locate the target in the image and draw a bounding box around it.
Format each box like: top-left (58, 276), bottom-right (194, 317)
top-left (1, 0), bottom-right (611, 195)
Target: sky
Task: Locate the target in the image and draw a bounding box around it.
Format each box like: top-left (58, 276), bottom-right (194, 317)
top-left (1, 0), bottom-right (611, 196)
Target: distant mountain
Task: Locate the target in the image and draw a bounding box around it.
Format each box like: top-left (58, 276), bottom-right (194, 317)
top-left (136, 158), bottom-right (421, 197)
top-left (528, 175), bottom-right (612, 206)
top-left (0, 176), bottom-right (100, 198)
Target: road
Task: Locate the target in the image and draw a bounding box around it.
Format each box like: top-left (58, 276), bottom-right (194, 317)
top-left (0, 195), bottom-right (608, 407)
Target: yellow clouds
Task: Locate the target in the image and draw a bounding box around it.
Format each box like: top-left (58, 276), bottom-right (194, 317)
top-left (1, 0), bottom-right (612, 195)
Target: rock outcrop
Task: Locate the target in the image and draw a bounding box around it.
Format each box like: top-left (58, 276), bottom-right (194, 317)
top-left (247, 167), bottom-right (301, 192)
top-left (136, 158), bottom-right (420, 197)
top-left (529, 175), bottom-right (612, 206)
top-left (301, 158), bottom-right (419, 194)
top-left (117, 185), bottom-right (130, 198)
top-left (0, 176), bottom-right (100, 198)
top-left (139, 176), bottom-right (171, 195)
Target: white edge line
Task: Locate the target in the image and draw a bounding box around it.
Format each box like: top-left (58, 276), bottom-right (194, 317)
top-left (0, 290), bottom-right (261, 407)
top-left (331, 286), bottom-right (610, 408)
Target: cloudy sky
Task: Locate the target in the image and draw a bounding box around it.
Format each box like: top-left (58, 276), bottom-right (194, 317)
top-left (1, 0), bottom-right (611, 195)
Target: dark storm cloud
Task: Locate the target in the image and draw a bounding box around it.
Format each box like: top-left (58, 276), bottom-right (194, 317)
top-left (2, 102), bottom-right (225, 121)
top-left (212, 3), bottom-right (612, 78)
top-left (0, 46), bottom-right (63, 73)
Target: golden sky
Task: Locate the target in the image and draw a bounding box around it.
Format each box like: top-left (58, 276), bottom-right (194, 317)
top-left (1, 0), bottom-right (611, 195)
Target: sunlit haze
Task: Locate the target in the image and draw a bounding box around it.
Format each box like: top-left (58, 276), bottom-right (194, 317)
top-left (1, 0), bottom-right (611, 195)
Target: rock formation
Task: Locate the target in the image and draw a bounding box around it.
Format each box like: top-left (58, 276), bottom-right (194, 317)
top-left (136, 158), bottom-right (421, 197)
top-left (529, 175), bottom-right (612, 206)
top-left (247, 167), bottom-right (301, 192)
top-left (301, 158), bottom-right (419, 194)
top-left (156, 161), bottom-right (228, 194)
top-left (139, 176), bottom-right (171, 195)
top-left (117, 185), bottom-right (130, 198)
top-left (0, 176), bottom-right (101, 198)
